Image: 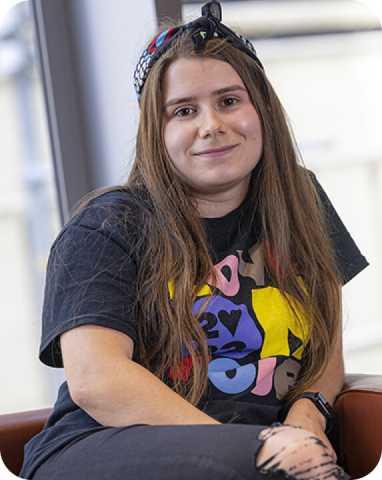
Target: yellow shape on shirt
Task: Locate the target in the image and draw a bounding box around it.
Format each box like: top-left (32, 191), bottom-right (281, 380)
top-left (252, 287), bottom-right (309, 360)
top-left (168, 281), bottom-right (212, 300)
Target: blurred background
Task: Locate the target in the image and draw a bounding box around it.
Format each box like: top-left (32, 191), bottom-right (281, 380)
top-left (0, 0), bottom-right (381, 414)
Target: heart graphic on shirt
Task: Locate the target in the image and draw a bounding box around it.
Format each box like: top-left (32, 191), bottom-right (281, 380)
top-left (193, 297), bottom-right (263, 359)
top-left (218, 309), bottom-right (241, 336)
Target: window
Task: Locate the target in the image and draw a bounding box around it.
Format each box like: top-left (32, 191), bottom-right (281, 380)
top-left (0, 1), bottom-right (62, 413)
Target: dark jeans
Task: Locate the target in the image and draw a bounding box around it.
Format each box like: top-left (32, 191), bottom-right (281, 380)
top-left (31, 423), bottom-right (351, 480)
top-left (31, 423), bottom-right (274, 480)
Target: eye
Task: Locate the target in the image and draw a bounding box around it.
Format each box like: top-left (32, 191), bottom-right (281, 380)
top-left (173, 106), bottom-right (195, 117)
top-left (222, 96), bottom-right (239, 107)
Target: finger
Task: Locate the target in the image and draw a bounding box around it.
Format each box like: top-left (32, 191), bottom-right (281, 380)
top-left (328, 447), bottom-right (337, 462)
top-left (316, 433), bottom-right (337, 463)
top-left (322, 439), bottom-right (337, 462)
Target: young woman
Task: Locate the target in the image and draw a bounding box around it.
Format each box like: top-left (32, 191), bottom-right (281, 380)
top-left (20, 2), bottom-right (368, 479)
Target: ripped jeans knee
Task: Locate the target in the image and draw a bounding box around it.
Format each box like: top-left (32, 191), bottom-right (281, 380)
top-left (255, 424), bottom-right (350, 480)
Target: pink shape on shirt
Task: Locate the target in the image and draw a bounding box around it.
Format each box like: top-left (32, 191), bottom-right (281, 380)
top-left (251, 357), bottom-right (277, 396)
top-left (208, 255), bottom-right (239, 296)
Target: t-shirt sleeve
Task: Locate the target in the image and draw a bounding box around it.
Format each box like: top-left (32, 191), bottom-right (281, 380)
top-left (308, 170), bottom-right (369, 285)
top-left (39, 194), bottom-right (141, 367)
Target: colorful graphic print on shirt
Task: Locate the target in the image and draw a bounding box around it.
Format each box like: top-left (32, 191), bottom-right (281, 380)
top-left (167, 242), bottom-right (310, 401)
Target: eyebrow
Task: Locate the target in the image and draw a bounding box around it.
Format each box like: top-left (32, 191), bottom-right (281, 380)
top-left (163, 85), bottom-right (247, 110)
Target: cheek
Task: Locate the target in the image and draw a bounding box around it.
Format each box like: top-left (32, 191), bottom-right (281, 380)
top-left (164, 124), bottom-right (188, 161)
top-left (163, 125), bottom-right (175, 158)
top-left (240, 115), bottom-right (263, 141)
top-left (229, 104), bottom-right (263, 142)
top-left (163, 125), bottom-right (196, 179)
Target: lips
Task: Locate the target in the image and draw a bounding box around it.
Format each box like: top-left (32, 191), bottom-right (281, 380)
top-left (194, 144), bottom-right (238, 155)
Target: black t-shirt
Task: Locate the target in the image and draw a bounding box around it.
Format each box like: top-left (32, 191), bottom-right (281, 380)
top-left (20, 171), bottom-right (369, 479)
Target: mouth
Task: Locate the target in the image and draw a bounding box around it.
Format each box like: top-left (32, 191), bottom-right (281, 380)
top-left (194, 144), bottom-right (239, 156)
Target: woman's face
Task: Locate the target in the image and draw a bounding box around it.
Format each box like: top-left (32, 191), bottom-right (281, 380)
top-left (162, 57), bottom-right (263, 199)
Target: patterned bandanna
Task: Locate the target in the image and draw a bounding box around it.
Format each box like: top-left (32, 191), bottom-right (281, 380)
top-left (133, 0), bottom-right (264, 102)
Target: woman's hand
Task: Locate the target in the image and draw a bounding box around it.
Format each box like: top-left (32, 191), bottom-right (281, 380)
top-left (283, 398), bottom-right (337, 462)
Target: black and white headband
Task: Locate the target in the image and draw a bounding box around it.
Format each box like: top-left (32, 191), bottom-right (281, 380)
top-left (133, 1), bottom-right (264, 102)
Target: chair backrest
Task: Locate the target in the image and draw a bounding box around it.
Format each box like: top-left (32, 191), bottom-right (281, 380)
top-left (0, 408), bottom-right (52, 476)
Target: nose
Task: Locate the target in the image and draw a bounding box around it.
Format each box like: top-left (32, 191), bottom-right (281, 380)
top-left (198, 107), bottom-right (226, 138)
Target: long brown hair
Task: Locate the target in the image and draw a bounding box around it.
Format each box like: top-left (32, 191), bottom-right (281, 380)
top-left (73, 29), bottom-right (341, 405)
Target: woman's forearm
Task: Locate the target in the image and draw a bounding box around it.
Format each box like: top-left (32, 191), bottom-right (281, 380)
top-left (73, 357), bottom-right (220, 427)
top-left (285, 304), bottom-right (345, 428)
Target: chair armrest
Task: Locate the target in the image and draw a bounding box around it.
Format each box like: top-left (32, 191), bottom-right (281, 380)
top-left (0, 408), bottom-right (52, 476)
top-left (334, 373), bottom-right (382, 479)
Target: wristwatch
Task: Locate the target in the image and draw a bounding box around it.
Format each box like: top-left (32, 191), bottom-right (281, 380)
top-left (293, 392), bottom-right (336, 433)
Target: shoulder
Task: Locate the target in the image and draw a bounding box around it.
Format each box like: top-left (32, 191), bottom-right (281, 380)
top-left (298, 167), bottom-right (331, 210)
top-left (299, 167), bottom-right (369, 283)
top-left (52, 187), bottom-right (151, 253)
top-left (297, 166), bottom-right (318, 186)
top-left (75, 186), bottom-right (150, 223)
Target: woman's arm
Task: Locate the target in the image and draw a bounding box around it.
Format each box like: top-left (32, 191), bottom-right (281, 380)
top-left (283, 291), bottom-right (345, 456)
top-left (60, 324), bottom-right (220, 427)
top-left (290, 288), bottom-right (345, 423)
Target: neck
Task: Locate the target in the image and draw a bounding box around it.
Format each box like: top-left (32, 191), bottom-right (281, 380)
top-left (194, 179), bottom-right (250, 219)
